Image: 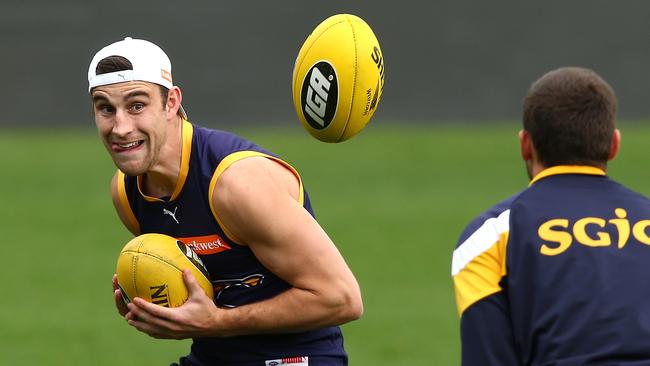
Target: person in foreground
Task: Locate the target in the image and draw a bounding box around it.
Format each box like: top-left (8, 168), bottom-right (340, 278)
top-left (87, 37), bottom-right (362, 366)
top-left (452, 66), bottom-right (650, 365)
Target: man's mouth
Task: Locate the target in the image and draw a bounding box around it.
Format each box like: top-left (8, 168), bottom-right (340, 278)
top-left (113, 140), bottom-right (144, 152)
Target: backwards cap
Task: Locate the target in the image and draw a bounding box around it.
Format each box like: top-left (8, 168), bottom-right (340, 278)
top-left (87, 37), bottom-right (186, 118)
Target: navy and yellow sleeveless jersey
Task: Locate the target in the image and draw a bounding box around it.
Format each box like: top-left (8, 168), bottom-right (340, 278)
top-left (115, 120), bottom-right (346, 365)
top-left (452, 165), bottom-right (650, 365)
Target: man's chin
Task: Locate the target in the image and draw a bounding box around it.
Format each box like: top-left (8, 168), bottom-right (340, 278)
top-left (114, 161), bottom-right (147, 176)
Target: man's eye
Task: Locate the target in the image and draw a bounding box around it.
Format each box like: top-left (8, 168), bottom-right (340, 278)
top-left (99, 105), bottom-right (114, 113)
top-left (131, 103), bottom-right (145, 112)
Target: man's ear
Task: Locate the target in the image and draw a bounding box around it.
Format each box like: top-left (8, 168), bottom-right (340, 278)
top-left (519, 129), bottom-right (533, 161)
top-left (608, 129), bottom-right (620, 161)
top-left (166, 86), bottom-right (183, 119)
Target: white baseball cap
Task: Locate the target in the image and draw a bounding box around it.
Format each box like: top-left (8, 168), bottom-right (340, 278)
top-left (87, 37), bottom-right (187, 118)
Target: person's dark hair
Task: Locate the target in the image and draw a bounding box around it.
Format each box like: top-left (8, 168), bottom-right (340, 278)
top-left (523, 67), bottom-right (617, 167)
top-left (94, 55), bottom-right (169, 108)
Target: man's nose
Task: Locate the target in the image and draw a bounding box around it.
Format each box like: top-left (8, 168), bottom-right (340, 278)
top-left (112, 109), bottom-right (135, 136)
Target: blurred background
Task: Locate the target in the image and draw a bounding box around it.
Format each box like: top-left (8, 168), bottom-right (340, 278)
top-left (2, 1), bottom-right (650, 365)
top-left (3, 0), bottom-right (650, 126)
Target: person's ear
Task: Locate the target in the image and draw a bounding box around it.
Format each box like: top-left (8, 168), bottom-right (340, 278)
top-left (608, 129), bottom-right (620, 161)
top-left (519, 130), bottom-right (533, 161)
top-left (166, 86), bottom-right (183, 120)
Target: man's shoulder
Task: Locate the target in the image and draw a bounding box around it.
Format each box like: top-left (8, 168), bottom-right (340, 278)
top-left (192, 123), bottom-right (247, 145)
top-left (605, 177), bottom-right (650, 204)
top-left (519, 173), bottom-right (650, 214)
top-left (456, 191), bottom-right (525, 248)
top-left (191, 123), bottom-right (271, 159)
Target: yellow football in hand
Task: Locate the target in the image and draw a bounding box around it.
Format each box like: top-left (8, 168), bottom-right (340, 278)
top-left (116, 233), bottom-right (213, 307)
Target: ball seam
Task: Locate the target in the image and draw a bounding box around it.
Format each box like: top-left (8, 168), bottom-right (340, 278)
top-left (293, 18), bottom-right (348, 88)
top-left (294, 18), bottom-right (349, 129)
top-left (122, 248), bottom-right (212, 285)
top-left (338, 15), bottom-right (358, 142)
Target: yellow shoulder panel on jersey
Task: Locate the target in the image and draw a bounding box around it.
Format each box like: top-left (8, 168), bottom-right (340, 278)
top-left (452, 209), bottom-right (510, 315)
top-left (208, 151), bottom-right (305, 244)
top-left (116, 170), bottom-right (141, 234)
top-left (170, 120), bottom-right (194, 200)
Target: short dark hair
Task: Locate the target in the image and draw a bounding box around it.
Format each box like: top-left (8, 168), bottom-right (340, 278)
top-left (523, 67), bottom-right (617, 167)
top-left (94, 55), bottom-right (169, 107)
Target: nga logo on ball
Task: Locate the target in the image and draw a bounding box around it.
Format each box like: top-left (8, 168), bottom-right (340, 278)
top-left (300, 61), bottom-right (338, 130)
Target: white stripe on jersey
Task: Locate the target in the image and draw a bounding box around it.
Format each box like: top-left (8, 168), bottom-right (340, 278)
top-left (452, 209), bottom-right (510, 276)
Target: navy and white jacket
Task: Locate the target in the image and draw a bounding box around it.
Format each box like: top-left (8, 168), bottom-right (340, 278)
top-left (453, 165), bottom-right (650, 365)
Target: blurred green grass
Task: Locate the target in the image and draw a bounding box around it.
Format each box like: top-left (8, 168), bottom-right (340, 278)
top-left (0, 122), bottom-right (648, 365)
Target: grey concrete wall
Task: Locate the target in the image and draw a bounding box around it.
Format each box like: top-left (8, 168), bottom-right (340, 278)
top-left (2, 0), bottom-right (650, 127)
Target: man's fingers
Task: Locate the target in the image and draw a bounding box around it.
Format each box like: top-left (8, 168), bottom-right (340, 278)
top-left (131, 297), bottom-right (176, 320)
top-left (114, 288), bottom-right (129, 316)
top-left (113, 275), bottom-right (129, 316)
top-left (126, 301), bottom-right (183, 339)
top-left (183, 269), bottom-right (204, 296)
top-left (112, 274), bottom-right (119, 290)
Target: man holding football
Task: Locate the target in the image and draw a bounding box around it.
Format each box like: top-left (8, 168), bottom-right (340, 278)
top-left (88, 37), bottom-right (362, 366)
top-left (452, 66), bottom-right (650, 365)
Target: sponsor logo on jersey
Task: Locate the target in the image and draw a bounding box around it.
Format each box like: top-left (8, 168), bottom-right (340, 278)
top-left (538, 208), bottom-right (650, 256)
top-left (177, 234), bottom-right (231, 255)
top-left (212, 274), bottom-right (264, 308)
top-left (301, 61), bottom-right (338, 130)
top-left (265, 356), bottom-right (308, 366)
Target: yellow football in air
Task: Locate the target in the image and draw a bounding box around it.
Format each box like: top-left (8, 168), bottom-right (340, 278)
top-left (292, 14), bottom-right (385, 142)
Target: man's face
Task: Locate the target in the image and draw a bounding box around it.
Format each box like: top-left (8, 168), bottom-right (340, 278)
top-left (91, 81), bottom-right (168, 176)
